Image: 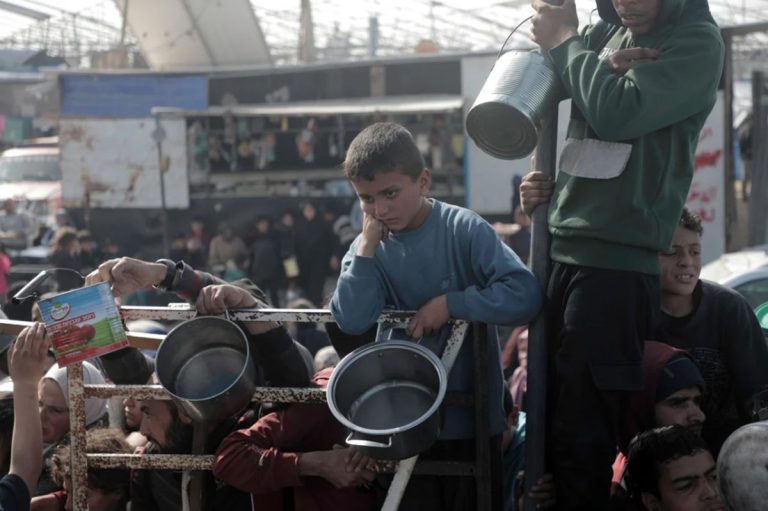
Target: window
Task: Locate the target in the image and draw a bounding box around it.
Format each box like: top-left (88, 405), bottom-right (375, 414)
top-left (735, 276), bottom-right (768, 311)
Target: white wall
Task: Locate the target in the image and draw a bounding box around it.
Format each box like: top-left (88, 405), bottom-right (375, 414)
top-left (60, 118), bottom-right (190, 209)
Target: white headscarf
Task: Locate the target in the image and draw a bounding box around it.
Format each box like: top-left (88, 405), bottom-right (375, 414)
top-left (44, 360), bottom-right (108, 427)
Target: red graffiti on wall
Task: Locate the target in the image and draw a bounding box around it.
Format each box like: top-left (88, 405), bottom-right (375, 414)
top-left (694, 149), bottom-right (722, 173)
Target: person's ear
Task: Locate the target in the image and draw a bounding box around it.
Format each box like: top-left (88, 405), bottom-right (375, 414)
top-left (419, 168), bottom-right (432, 195)
top-left (641, 492), bottom-right (662, 511)
top-left (178, 408), bottom-right (194, 425)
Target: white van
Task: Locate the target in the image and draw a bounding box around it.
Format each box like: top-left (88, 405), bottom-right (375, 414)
top-left (0, 141), bottom-right (62, 229)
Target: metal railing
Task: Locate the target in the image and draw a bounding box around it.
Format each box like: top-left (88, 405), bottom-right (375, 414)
top-left (3, 307), bottom-right (494, 511)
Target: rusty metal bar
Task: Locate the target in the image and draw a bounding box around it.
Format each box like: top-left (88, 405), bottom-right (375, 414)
top-left (0, 319), bottom-right (165, 350)
top-left (67, 362), bottom-right (89, 511)
top-left (36, 311), bottom-right (473, 511)
top-left (86, 454), bottom-right (476, 476)
top-left (120, 305), bottom-right (430, 324)
top-left (88, 453), bottom-right (216, 470)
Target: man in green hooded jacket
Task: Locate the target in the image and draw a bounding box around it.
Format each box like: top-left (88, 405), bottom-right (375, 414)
top-left (525, 0), bottom-right (724, 509)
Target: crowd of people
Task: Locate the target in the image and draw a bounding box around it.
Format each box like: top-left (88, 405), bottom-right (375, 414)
top-left (0, 0), bottom-right (766, 510)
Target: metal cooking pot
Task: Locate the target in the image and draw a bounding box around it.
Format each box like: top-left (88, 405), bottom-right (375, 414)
top-left (466, 49), bottom-right (564, 159)
top-left (155, 316), bottom-right (256, 423)
top-left (717, 421), bottom-right (768, 511)
top-left (327, 340), bottom-right (447, 460)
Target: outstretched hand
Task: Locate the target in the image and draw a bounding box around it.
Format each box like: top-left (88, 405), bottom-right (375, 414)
top-left (9, 322), bottom-right (50, 387)
top-left (196, 284), bottom-right (277, 335)
top-left (85, 257), bottom-right (167, 297)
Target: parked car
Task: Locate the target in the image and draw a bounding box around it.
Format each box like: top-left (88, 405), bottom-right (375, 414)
top-left (0, 139), bottom-right (61, 229)
top-left (701, 245), bottom-right (768, 312)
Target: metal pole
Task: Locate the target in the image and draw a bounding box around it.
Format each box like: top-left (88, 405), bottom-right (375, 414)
top-left (722, 34), bottom-right (737, 250)
top-left (152, 116), bottom-right (170, 257)
top-left (748, 71), bottom-right (768, 245)
top-left (523, 115), bottom-right (557, 511)
top-left (473, 323), bottom-right (492, 510)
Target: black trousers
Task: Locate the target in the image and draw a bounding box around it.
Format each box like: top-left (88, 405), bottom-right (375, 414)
top-left (546, 263), bottom-right (659, 511)
top-left (397, 436), bottom-right (503, 511)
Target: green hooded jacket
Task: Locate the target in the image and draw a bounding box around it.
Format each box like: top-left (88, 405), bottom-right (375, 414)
top-left (546, 0), bottom-right (724, 274)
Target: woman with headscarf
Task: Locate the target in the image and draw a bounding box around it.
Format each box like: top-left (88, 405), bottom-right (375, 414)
top-left (36, 360), bottom-right (108, 495)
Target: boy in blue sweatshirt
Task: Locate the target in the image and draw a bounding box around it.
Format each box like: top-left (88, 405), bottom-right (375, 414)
top-left (330, 122), bottom-right (541, 509)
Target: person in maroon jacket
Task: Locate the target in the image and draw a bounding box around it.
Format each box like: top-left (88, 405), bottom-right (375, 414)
top-left (213, 322), bottom-right (380, 511)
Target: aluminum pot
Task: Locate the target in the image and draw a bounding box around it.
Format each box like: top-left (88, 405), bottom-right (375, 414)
top-left (327, 340), bottom-right (447, 460)
top-left (717, 421), bottom-right (768, 511)
top-left (155, 316), bottom-right (256, 423)
top-left (466, 50), bottom-right (564, 159)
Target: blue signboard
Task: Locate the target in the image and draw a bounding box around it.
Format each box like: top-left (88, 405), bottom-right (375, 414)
top-left (60, 74), bottom-right (208, 117)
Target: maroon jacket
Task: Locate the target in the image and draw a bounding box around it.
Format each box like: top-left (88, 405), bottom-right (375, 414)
top-left (212, 368), bottom-right (376, 511)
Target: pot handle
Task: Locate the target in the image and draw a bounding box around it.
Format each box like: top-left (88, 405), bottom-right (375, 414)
top-left (346, 432), bottom-right (393, 449)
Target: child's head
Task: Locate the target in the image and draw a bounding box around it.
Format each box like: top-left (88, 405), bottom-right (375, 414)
top-left (344, 122), bottom-right (425, 182)
top-left (344, 123), bottom-right (432, 233)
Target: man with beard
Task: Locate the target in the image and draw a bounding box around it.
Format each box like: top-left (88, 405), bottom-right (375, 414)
top-left (86, 258), bottom-right (314, 511)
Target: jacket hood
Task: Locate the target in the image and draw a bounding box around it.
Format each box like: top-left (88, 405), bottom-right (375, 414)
top-left (596, 0), bottom-right (702, 31)
top-left (618, 341), bottom-right (695, 453)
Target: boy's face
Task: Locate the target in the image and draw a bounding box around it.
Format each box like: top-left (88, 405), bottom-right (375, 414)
top-left (641, 450), bottom-right (725, 511)
top-left (660, 226), bottom-right (701, 298)
top-left (654, 386), bottom-right (705, 436)
top-left (612, 0), bottom-right (661, 35)
top-left (352, 168), bottom-right (431, 234)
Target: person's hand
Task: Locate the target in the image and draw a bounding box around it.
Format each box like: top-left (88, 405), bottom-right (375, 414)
top-left (357, 212), bottom-right (388, 258)
top-left (518, 472), bottom-right (557, 510)
top-left (606, 47), bottom-right (660, 75)
top-left (196, 284), bottom-right (277, 335)
top-left (84, 257), bottom-right (167, 297)
top-left (407, 295), bottom-right (450, 339)
top-left (530, 0), bottom-right (579, 51)
top-left (520, 170), bottom-right (555, 216)
top-left (9, 322), bottom-right (50, 388)
top-left (299, 447), bottom-right (376, 488)
top-left (343, 445), bottom-right (377, 474)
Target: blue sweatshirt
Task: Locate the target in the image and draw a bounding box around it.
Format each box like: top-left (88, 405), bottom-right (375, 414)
top-left (331, 199), bottom-right (541, 439)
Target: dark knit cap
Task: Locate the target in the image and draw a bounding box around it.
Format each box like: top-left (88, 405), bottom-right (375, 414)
top-left (656, 356), bottom-right (705, 402)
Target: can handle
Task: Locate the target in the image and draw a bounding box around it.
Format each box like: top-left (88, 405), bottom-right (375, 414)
top-left (346, 432), bottom-right (393, 449)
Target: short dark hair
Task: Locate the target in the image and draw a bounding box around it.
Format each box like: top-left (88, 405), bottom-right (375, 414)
top-left (344, 122), bottom-right (425, 181)
top-left (680, 208), bottom-right (703, 235)
top-left (52, 428), bottom-right (132, 494)
top-left (625, 425), bottom-right (710, 500)
top-left (324, 322), bottom-right (378, 359)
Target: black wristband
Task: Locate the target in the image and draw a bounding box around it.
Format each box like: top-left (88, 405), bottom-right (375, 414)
top-left (154, 259), bottom-right (177, 291)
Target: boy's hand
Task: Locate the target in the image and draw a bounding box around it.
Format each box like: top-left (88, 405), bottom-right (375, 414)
top-left (9, 322), bottom-right (50, 388)
top-left (530, 0), bottom-right (579, 51)
top-left (299, 447), bottom-right (376, 488)
top-left (196, 284), bottom-right (278, 335)
top-left (342, 445), bottom-right (377, 474)
top-left (85, 257), bottom-right (167, 297)
top-left (606, 47), bottom-right (660, 75)
top-left (357, 213), bottom-right (389, 258)
top-left (408, 295), bottom-right (450, 339)
top-left (520, 170), bottom-right (555, 216)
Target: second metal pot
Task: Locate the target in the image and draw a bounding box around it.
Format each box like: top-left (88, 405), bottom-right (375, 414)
top-left (327, 340), bottom-right (447, 460)
top-left (155, 316), bottom-right (256, 423)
